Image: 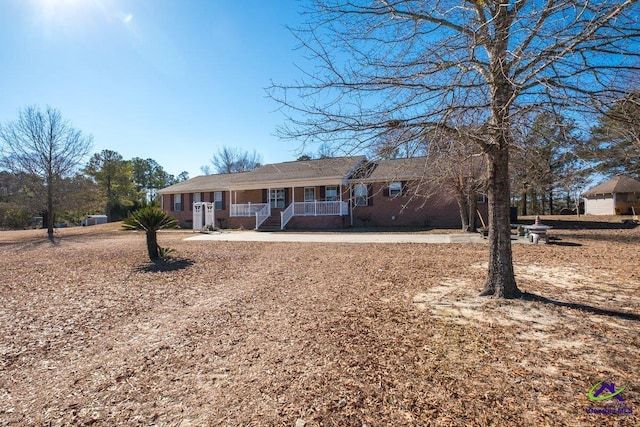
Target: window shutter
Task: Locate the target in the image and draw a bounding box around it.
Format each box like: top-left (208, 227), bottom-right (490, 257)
top-left (367, 184), bottom-right (373, 206)
top-left (170, 194), bottom-right (174, 211)
top-left (383, 185), bottom-right (389, 197)
top-left (284, 188), bottom-right (290, 205)
top-left (262, 189), bottom-right (268, 203)
top-left (402, 181), bottom-right (408, 196)
top-left (189, 193), bottom-right (193, 211)
top-left (209, 192), bottom-right (215, 203)
top-left (221, 191), bottom-right (226, 210)
top-left (320, 186), bottom-right (326, 201)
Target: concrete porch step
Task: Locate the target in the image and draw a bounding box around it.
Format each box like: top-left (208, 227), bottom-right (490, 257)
top-left (257, 215), bottom-right (281, 231)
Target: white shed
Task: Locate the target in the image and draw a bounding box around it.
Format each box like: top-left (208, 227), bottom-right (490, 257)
top-left (583, 176), bottom-right (640, 215)
top-left (81, 215), bottom-right (108, 226)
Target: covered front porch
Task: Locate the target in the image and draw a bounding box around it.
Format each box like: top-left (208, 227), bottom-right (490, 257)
top-left (228, 184), bottom-right (350, 230)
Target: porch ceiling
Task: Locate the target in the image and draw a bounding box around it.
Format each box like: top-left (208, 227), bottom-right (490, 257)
top-left (227, 178), bottom-right (348, 191)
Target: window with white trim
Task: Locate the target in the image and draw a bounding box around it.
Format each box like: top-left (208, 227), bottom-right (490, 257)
top-left (389, 182), bottom-right (402, 197)
top-left (194, 192), bottom-right (202, 203)
top-left (304, 187), bottom-right (315, 202)
top-left (174, 194), bottom-right (182, 211)
top-left (214, 191), bottom-right (224, 210)
top-left (325, 186), bottom-right (338, 202)
top-left (354, 184), bottom-right (368, 206)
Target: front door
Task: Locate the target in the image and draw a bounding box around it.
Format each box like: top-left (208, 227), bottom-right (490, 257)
top-left (304, 187), bottom-right (315, 214)
top-left (270, 188), bottom-right (285, 209)
top-left (304, 187), bottom-right (315, 202)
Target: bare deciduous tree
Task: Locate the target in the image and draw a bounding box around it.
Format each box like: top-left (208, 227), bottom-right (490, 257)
top-left (425, 127), bottom-right (487, 232)
top-left (270, 0), bottom-right (640, 298)
top-left (370, 120), bottom-right (487, 231)
top-left (0, 106), bottom-right (92, 240)
top-left (208, 146), bottom-right (262, 174)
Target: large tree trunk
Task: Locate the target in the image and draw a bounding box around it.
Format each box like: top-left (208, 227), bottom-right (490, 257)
top-left (47, 177), bottom-right (54, 241)
top-left (455, 191), bottom-right (471, 232)
top-left (146, 230), bottom-right (160, 261)
top-left (468, 194), bottom-right (478, 232)
top-left (480, 146), bottom-right (521, 298)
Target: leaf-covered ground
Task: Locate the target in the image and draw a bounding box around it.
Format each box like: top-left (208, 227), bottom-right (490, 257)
top-left (0, 221), bottom-right (638, 426)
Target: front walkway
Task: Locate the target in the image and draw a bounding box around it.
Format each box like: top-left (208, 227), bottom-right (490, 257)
top-left (184, 230), bottom-right (515, 244)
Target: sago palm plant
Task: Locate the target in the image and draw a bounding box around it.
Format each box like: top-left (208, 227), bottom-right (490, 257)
top-left (122, 206), bottom-right (179, 261)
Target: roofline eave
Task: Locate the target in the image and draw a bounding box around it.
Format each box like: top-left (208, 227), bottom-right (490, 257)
top-left (227, 177), bottom-right (349, 191)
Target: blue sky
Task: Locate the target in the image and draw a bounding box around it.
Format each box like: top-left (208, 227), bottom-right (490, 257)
top-left (0, 0), bottom-right (310, 178)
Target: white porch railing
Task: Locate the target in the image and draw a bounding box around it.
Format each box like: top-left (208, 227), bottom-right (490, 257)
top-left (230, 203), bottom-right (269, 217)
top-left (280, 201), bottom-right (348, 229)
top-left (231, 201), bottom-right (348, 229)
top-left (255, 204), bottom-right (271, 229)
top-left (291, 201), bottom-right (348, 216)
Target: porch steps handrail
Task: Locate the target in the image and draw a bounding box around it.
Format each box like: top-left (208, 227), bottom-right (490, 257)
top-left (281, 204), bottom-right (294, 229)
top-left (255, 204), bottom-right (271, 229)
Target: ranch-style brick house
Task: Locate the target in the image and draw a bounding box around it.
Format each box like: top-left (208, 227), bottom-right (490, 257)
top-left (158, 156), bottom-right (484, 230)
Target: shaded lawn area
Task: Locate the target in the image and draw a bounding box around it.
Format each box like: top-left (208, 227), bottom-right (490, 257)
top-left (0, 226), bottom-right (638, 426)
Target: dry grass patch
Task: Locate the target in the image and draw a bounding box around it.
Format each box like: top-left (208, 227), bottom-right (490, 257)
top-left (0, 225), bottom-right (638, 426)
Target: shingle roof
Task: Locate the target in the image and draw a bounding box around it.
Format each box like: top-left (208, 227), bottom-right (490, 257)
top-left (229, 156), bottom-right (366, 186)
top-left (157, 172), bottom-right (249, 194)
top-left (583, 175), bottom-right (640, 196)
top-left (158, 156), bottom-right (366, 193)
top-left (351, 157), bottom-right (430, 182)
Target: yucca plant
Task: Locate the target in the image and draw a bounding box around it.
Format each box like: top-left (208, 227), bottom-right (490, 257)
top-left (122, 206), bottom-right (179, 261)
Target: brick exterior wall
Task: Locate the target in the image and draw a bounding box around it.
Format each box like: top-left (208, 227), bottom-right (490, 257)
top-left (163, 191), bottom-right (230, 229)
top-left (287, 215), bottom-right (348, 229)
top-left (162, 183), bottom-right (488, 230)
top-left (351, 182), bottom-right (465, 228)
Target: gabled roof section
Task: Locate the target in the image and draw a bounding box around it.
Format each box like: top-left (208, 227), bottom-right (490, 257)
top-left (227, 156), bottom-right (366, 188)
top-left (349, 157), bottom-right (429, 182)
top-left (157, 172), bottom-right (248, 194)
top-left (222, 156), bottom-right (365, 190)
top-left (158, 156), bottom-right (367, 193)
top-left (583, 175), bottom-right (640, 196)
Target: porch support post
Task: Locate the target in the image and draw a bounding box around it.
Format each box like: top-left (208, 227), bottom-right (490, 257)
top-left (349, 184), bottom-right (354, 226)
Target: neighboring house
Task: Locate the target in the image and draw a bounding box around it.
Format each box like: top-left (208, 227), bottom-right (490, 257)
top-left (158, 156), bottom-right (484, 230)
top-left (583, 175), bottom-right (640, 215)
top-left (81, 215), bottom-right (108, 226)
